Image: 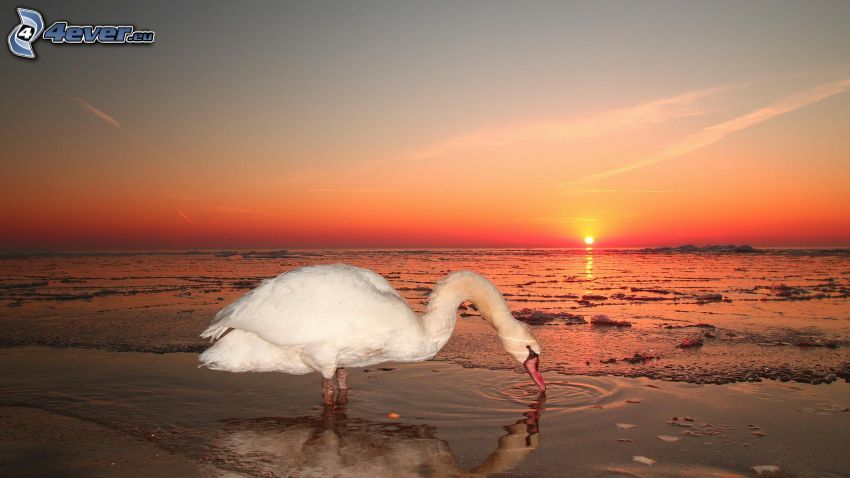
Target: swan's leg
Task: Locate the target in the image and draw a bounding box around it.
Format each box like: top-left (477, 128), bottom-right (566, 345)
top-left (336, 367), bottom-right (349, 390)
top-left (322, 377), bottom-right (336, 405)
top-left (334, 368), bottom-right (349, 405)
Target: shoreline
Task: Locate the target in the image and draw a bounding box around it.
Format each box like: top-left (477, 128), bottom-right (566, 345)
top-left (1, 310), bottom-right (847, 385)
top-left (1, 341), bottom-right (847, 386)
top-left (1, 346), bottom-right (849, 477)
top-left (0, 405), bottom-right (223, 478)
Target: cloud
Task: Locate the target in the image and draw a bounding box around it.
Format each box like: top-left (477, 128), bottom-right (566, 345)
top-left (578, 76), bottom-right (850, 183)
top-left (58, 91), bottom-right (121, 128)
top-left (177, 210), bottom-right (193, 225)
top-left (530, 217), bottom-right (598, 223)
top-left (562, 188), bottom-right (699, 195)
top-left (530, 214), bottom-right (638, 223)
top-left (306, 188), bottom-right (400, 193)
top-left (410, 86), bottom-right (727, 160)
top-left (205, 206), bottom-right (288, 218)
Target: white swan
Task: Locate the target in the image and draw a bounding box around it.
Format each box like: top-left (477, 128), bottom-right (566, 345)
top-left (199, 263), bottom-right (545, 404)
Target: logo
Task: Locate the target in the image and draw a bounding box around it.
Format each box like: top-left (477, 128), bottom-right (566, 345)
top-left (7, 8), bottom-right (43, 59)
top-left (8, 7), bottom-right (154, 60)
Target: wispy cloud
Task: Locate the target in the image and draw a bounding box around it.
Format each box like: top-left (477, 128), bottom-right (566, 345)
top-left (410, 86), bottom-right (727, 160)
top-left (563, 188), bottom-right (698, 195)
top-left (177, 210), bottom-right (193, 225)
top-left (531, 214), bottom-right (638, 223)
top-left (58, 91), bottom-right (122, 129)
top-left (205, 206), bottom-right (288, 218)
top-left (530, 217), bottom-right (598, 223)
top-left (578, 76), bottom-right (850, 183)
top-left (562, 188), bottom-right (622, 195)
top-left (306, 188), bottom-right (400, 193)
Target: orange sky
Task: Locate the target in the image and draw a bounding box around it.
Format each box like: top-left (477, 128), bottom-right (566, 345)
top-left (2, 2), bottom-right (850, 249)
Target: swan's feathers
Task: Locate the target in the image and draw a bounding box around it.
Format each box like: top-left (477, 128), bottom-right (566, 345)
top-left (200, 263), bottom-right (415, 349)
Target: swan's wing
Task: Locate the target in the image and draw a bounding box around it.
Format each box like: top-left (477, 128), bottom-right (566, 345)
top-left (200, 264), bottom-right (415, 347)
top-left (343, 264), bottom-right (403, 298)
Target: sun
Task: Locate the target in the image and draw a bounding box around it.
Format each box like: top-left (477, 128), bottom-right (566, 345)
top-left (584, 236), bottom-right (595, 245)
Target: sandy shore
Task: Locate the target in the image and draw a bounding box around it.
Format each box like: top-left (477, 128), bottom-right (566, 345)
top-left (0, 406), bottom-right (224, 478)
top-left (1, 347), bottom-right (848, 477)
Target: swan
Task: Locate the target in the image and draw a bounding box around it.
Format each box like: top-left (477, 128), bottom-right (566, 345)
top-left (199, 263), bottom-right (545, 404)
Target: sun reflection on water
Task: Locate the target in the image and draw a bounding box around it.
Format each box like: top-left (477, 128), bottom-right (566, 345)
top-left (584, 247), bottom-right (593, 280)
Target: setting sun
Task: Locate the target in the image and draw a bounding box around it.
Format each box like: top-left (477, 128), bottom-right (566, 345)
top-left (584, 236), bottom-right (595, 245)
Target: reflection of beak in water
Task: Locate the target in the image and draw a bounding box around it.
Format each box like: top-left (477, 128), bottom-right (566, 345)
top-left (207, 394), bottom-right (546, 478)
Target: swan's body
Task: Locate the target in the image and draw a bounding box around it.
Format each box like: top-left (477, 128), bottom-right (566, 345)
top-left (199, 264), bottom-right (544, 402)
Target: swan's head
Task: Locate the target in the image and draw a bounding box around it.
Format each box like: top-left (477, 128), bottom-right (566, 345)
top-left (499, 326), bottom-right (545, 392)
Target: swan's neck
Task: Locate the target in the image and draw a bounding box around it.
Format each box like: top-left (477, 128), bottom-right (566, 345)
top-left (422, 271), bottom-right (524, 352)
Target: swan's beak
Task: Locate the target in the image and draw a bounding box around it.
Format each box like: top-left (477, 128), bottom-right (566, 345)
top-left (523, 347), bottom-right (546, 392)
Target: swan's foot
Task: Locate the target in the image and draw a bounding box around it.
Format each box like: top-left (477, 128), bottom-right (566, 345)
top-left (335, 367), bottom-right (349, 390)
top-left (336, 388), bottom-right (349, 405)
top-left (322, 378), bottom-right (336, 405)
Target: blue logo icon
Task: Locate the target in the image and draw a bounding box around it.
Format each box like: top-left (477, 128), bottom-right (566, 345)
top-left (7, 7), bottom-right (155, 60)
top-left (7, 8), bottom-right (44, 59)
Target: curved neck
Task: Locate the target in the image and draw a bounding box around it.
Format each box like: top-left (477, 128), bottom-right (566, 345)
top-left (422, 271), bottom-right (522, 352)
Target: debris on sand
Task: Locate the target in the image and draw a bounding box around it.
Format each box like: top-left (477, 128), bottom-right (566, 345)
top-left (751, 465), bottom-right (780, 475)
top-left (616, 423), bottom-right (637, 429)
top-left (657, 435), bottom-right (680, 442)
top-left (795, 338), bottom-right (839, 348)
top-left (512, 308), bottom-right (587, 325)
top-left (630, 287), bottom-right (673, 295)
top-left (632, 456), bottom-right (656, 466)
top-left (386, 412), bottom-right (400, 419)
top-left (622, 352), bottom-right (659, 364)
top-left (695, 293), bottom-right (724, 303)
top-left (363, 367), bottom-right (396, 373)
top-left (661, 323), bottom-right (716, 330)
top-left (676, 337), bottom-right (704, 348)
top-left (626, 399), bottom-right (643, 404)
top-left (614, 294), bottom-right (670, 302)
top-left (591, 315), bottom-right (632, 327)
top-left (668, 417), bottom-right (694, 428)
top-left (770, 284), bottom-right (808, 297)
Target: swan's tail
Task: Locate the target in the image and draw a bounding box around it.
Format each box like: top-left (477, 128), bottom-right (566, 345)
top-left (199, 329), bottom-right (311, 374)
top-left (200, 325), bottom-right (229, 341)
top-left (199, 299), bottom-right (243, 341)
top-left (200, 283), bottom-right (266, 341)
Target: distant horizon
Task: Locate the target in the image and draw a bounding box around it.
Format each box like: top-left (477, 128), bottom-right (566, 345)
top-left (3, 242), bottom-right (850, 254)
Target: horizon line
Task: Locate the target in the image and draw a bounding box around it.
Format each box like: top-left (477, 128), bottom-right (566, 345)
top-left (2, 243), bottom-right (849, 254)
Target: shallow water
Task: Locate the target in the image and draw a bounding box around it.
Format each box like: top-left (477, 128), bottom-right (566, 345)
top-left (1, 248), bottom-right (848, 383)
top-left (1, 347), bottom-right (848, 477)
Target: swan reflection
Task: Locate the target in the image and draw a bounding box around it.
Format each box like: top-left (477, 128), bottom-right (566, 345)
top-left (208, 394), bottom-right (545, 477)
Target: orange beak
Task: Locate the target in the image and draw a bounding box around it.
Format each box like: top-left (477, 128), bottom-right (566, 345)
top-left (523, 346), bottom-right (546, 392)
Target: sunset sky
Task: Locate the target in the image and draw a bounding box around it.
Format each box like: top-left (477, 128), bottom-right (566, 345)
top-left (2, 1), bottom-right (849, 249)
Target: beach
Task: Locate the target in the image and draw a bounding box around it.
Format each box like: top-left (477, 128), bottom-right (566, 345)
top-left (1, 347), bottom-right (849, 477)
top-left (1, 248), bottom-right (849, 476)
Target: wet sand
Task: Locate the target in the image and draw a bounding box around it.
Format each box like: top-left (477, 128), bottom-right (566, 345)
top-left (1, 347), bottom-right (849, 477)
top-left (0, 406), bottom-right (215, 478)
